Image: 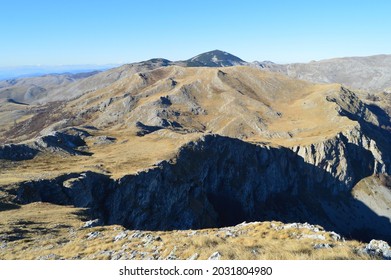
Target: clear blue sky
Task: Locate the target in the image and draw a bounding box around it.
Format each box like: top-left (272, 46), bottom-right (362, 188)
top-left (0, 0), bottom-right (390, 66)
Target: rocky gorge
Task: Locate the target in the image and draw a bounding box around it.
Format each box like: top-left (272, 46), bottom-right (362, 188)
top-left (13, 130), bottom-right (391, 243)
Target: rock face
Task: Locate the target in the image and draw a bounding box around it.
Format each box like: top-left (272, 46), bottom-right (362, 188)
top-left (15, 134), bottom-right (391, 242)
top-left (0, 130), bottom-right (89, 160)
top-left (0, 144), bottom-right (38, 161)
top-left (33, 131), bottom-right (88, 155)
top-left (17, 172), bottom-right (112, 213)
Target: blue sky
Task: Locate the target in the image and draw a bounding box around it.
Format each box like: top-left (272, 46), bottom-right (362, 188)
top-left (0, 0), bottom-right (390, 66)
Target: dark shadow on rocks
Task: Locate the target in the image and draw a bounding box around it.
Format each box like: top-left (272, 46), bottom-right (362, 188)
top-left (0, 144), bottom-right (39, 161)
top-left (0, 130), bottom-right (93, 160)
top-left (136, 121), bottom-right (162, 136)
top-left (366, 104), bottom-right (391, 130)
top-left (337, 100), bottom-right (391, 174)
top-left (0, 201), bottom-right (21, 211)
top-left (258, 190), bottom-right (391, 243)
top-left (207, 192), bottom-right (246, 227)
top-left (15, 172), bottom-right (112, 224)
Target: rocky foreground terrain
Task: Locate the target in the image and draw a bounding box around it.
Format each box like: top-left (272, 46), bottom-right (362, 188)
top-left (0, 203), bottom-right (389, 260)
top-left (0, 50), bottom-right (390, 259)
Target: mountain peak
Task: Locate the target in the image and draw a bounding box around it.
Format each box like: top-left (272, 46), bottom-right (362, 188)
top-left (185, 50), bottom-right (247, 67)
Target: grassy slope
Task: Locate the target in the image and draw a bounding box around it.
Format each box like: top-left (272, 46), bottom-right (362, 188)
top-left (0, 203), bottom-right (372, 260)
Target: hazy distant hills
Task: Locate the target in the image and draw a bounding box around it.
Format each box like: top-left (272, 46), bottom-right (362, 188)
top-left (0, 71), bottom-right (100, 103)
top-left (0, 50), bottom-right (248, 105)
top-left (254, 54), bottom-right (391, 93)
top-left (0, 59), bottom-right (172, 104)
top-left (0, 64), bottom-right (118, 81)
top-left (175, 50), bottom-right (391, 93)
top-left (2, 50), bottom-right (391, 106)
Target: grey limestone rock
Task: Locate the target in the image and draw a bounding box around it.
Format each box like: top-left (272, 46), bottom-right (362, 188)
top-left (301, 234), bottom-right (326, 240)
top-left (114, 231), bottom-right (128, 242)
top-left (37, 253), bottom-right (62, 260)
top-left (314, 243), bottom-right (332, 249)
top-left (86, 231), bottom-right (101, 240)
top-left (365, 240), bottom-right (391, 259)
top-left (82, 219), bottom-right (103, 228)
top-left (208, 251), bottom-right (221, 260)
top-left (187, 253), bottom-right (199, 260)
top-left (329, 232), bottom-right (341, 241)
top-left (165, 247), bottom-right (177, 260)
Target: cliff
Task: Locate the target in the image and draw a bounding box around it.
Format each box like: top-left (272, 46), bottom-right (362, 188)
top-left (15, 133), bottom-right (391, 242)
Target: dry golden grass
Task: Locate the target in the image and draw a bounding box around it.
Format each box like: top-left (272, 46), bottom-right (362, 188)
top-left (266, 83), bottom-right (356, 146)
top-left (0, 203), bottom-right (86, 259)
top-left (0, 204), bottom-right (374, 260)
top-left (84, 128), bottom-right (201, 179)
top-left (0, 66), bottom-right (363, 185)
top-left (62, 65), bottom-right (358, 148)
top-left (0, 127), bottom-right (201, 184)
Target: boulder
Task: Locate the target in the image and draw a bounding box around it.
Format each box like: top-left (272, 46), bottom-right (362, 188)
top-left (365, 239), bottom-right (391, 259)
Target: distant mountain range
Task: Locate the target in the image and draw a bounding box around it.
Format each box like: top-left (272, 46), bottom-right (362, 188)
top-left (2, 50), bottom-right (391, 94)
top-left (0, 64), bottom-right (119, 80)
top-left (0, 51), bottom-right (247, 81)
top-left (253, 54), bottom-right (391, 93)
top-left (183, 50), bottom-right (391, 93)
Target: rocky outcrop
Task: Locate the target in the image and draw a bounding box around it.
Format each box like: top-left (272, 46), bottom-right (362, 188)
top-left (15, 134), bottom-right (391, 242)
top-left (32, 131), bottom-right (88, 155)
top-left (0, 130), bottom-right (90, 160)
top-left (16, 172), bottom-right (112, 219)
top-left (325, 87), bottom-right (391, 174)
top-left (0, 144), bottom-right (38, 161)
top-left (291, 123), bottom-right (390, 194)
top-left (363, 240), bottom-right (391, 260)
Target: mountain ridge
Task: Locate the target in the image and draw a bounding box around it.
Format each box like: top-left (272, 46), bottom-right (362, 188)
top-left (2, 50), bottom-right (391, 107)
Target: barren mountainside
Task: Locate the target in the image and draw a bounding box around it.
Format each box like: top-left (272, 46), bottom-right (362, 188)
top-left (0, 51), bottom-right (390, 260)
top-left (255, 54), bottom-right (391, 93)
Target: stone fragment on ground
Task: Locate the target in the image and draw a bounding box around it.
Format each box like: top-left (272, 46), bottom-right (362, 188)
top-left (208, 251), bottom-right (221, 260)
